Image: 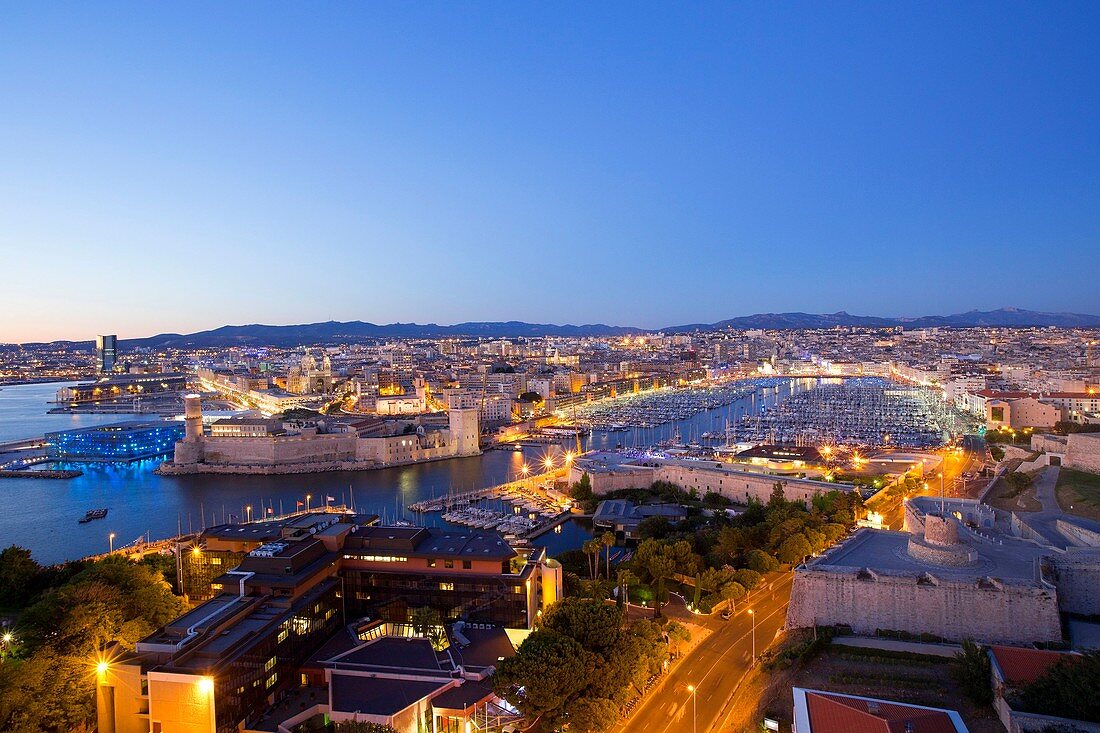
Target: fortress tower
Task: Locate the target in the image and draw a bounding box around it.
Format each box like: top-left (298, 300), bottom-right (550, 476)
top-left (174, 394), bottom-right (205, 465)
top-left (448, 407), bottom-right (481, 457)
top-left (906, 513), bottom-right (977, 567)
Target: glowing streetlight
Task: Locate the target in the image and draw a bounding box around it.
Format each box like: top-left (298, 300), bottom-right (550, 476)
top-left (198, 676), bottom-right (214, 694)
top-left (686, 684), bottom-right (698, 733)
top-left (564, 451), bottom-right (574, 464)
top-left (108, 533), bottom-right (116, 553)
top-left (305, 494), bottom-right (312, 512)
top-left (521, 463), bottom-right (530, 477)
top-left (543, 456), bottom-right (555, 471)
top-left (245, 505), bottom-right (252, 523)
top-left (2, 632), bottom-right (12, 643)
top-left (748, 608), bottom-right (756, 663)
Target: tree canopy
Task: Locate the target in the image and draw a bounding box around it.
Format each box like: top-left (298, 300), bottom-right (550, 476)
top-left (0, 552), bottom-right (187, 733)
top-left (492, 599), bottom-right (668, 731)
top-left (1018, 651), bottom-right (1100, 722)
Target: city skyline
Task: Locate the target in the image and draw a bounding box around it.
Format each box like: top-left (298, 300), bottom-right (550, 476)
top-left (3, 3), bottom-right (1100, 341)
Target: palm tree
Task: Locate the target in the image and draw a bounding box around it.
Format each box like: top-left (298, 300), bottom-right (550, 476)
top-left (600, 531), bottom-right (615, 579)
top-left (582, 539), bottom-right (600, 579)
top-left (616, 568), bottom-right (638, 607)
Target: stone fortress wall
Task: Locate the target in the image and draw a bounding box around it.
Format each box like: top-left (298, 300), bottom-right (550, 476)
top-left (164, 402), bottom-right (480, 475)
top-left (1064, 432), bottom-right (1100, 473)
top-left (1047, 549), bottom-right (1100, 614)
top-left (786, 529), bottom-right (1063, 645)
top-left (570, 457), bottom-right (845, 507)
top-left (786, 562), bottom-right (1062, 645)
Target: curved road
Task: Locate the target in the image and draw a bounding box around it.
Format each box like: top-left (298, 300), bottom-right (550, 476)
top-left (611, 572), bottom-right (794, 733)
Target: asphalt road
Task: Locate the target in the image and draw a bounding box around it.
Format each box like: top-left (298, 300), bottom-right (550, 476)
top-left (872, 437), bottom-right (986, 529)
top-left (612, 572), bottom-right (795, 733)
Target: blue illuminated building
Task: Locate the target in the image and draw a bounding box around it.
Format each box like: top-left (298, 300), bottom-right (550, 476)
top-left (45, 421), bottom-right (185, 462)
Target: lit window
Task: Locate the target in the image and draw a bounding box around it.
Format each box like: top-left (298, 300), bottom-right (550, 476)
top-left (439, 582), bottom-right (454, 591)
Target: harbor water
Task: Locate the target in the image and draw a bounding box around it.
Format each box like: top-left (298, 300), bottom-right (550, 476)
top-left (0, 379), bottom-right (808, 564)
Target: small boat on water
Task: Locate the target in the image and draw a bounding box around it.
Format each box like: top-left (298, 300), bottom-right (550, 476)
top-left (79, 508), bottom-right (108, 523)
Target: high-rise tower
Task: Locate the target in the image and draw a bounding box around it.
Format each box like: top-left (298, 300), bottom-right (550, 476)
top-left (96, 334), bottom-right (117, 373)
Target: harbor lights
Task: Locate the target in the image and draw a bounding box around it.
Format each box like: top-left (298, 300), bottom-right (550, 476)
top-left (245, 505), bottom-right (252, 522)
top-left (306, 494), bottom-right (312, 511)
top-left (564, 451), bottom-right (574, 464)
top-left (543, 455), bottom-right (555, 471)
top-left (520, 463), bottom-right (530, 478)
top-left (108, 532), bottom-right (116, 553)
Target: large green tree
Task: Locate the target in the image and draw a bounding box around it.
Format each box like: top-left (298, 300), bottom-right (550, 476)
top-left (777, 535), bottom-right (813, 565)
top-left (0, 545), bottom-right (40, 608)
top-left (567, 697), bottom-right (619, 732)
top-left (1018, 651), bottom-right (1100, 722)
top-left (493, 600), bottom-right (668, 731)
top-left (0, 555), bottom-right (188, 733)
top-left (493, 630), bottom-right (598, 727)
top-left (540, 597), bottom-right (623, 656)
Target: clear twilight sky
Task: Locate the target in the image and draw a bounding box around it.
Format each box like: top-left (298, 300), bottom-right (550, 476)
top-left (2, 3), bottom-right (1099, 342)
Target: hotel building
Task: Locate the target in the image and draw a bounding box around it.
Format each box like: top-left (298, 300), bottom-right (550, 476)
top-left (99, 513), bottom-right (561, 733)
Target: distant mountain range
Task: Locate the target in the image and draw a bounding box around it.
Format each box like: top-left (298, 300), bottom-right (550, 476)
top-left (667, 308), bottom-right (1100, 332)
top-left (10, 308), bottom-right (1100, 349)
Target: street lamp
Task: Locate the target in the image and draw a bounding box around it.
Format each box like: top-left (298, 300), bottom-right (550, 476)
top-left (521, 463), bottom-right (530, 479)
top-left (306, 494), bottom-right (312, 512)
top-left (748, 608), bottom-right (756, 663)
top-left (108, 533), bottom-right (116, 553)
top-left (543, 456), bottom-right (555, 471)
top-left (686, 684), bottom-right (697, 733)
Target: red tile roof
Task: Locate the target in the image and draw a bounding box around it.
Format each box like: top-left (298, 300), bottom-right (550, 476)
top-left (804, 691), bottom-right (960, 733)
top-left (990, 645), bottom-right (1072, 687)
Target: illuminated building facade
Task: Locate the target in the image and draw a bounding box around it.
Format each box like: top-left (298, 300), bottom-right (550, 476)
top-left (339, 526), bottom-right (555, 628)
top-left (45, 421), bottom-right (186, 462)
top-left (102, 514), bottom-right (559, 733)
top-left (57, 373), bottom-right (188, 403)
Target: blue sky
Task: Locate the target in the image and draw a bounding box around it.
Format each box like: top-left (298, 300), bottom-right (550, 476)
top-left (2, 2), bottom-right (1098, 341)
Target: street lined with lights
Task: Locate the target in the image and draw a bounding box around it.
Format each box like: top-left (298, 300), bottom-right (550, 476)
top-left (613, 572), bottom-right (794, 733)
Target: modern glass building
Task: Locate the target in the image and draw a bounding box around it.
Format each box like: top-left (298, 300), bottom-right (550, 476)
top-left (45, 421), bottom-right (186, 462)
top-left (96, 334), bottom-right (117, 373)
